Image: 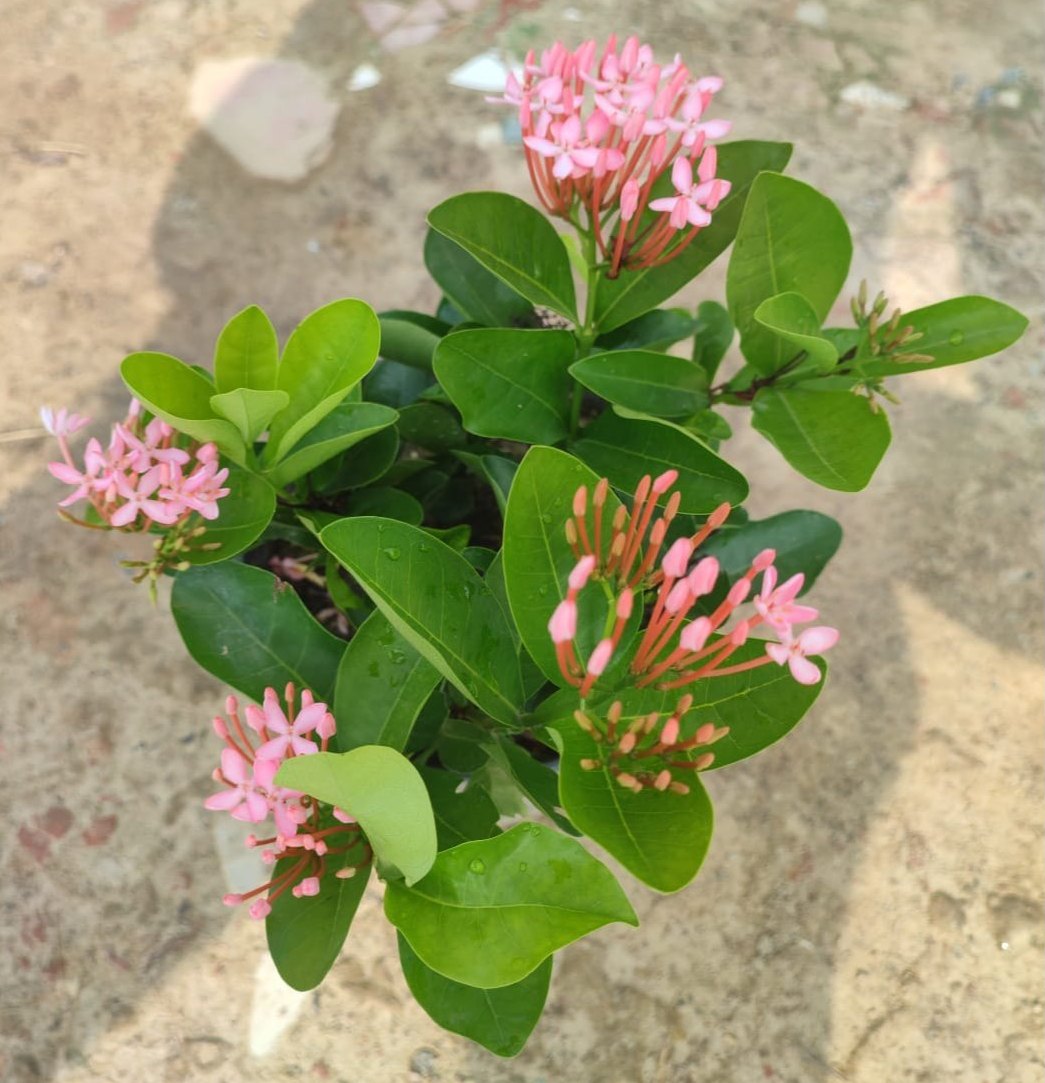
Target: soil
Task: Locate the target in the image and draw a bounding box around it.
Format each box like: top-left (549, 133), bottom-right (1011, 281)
top-left (1, 1), bottom-right (1042, 1081)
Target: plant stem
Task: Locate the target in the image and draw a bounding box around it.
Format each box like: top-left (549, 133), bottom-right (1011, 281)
top-left (570, 229), bottom-right (601, 438)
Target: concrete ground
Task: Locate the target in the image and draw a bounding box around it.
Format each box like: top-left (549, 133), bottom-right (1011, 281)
top-left (1, 1), bottom-right (1042, 1080)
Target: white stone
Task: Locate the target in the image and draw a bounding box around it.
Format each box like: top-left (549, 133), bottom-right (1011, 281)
top-left (347, 62), bottom-right (382, 92)
top-left (447, 51), bottom-right (512, 93)
top-left (794, 0), bottom-right (828, 28)
top-left (839, 79), bottom-right (910, 111)
top-left (189, 57), bottom-right (339, 182)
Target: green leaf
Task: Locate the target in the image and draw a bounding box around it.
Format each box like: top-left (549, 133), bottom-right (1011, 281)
top-left (214, 304), bottom-right (279, 392)
top-left (692, 301), bottom-right (735, 383)
top-left (502, 447), bottom-right (622, 686)
top-left (572, 409), bottom-right (748, 513)
top-left (699, 510), bottom-right (842, 598)
top-left (752, 386), bottom-right (890, 491)
top-left (726, 173), bottom-right (852, 374)
top-left (266, 299), bottom-right (381, 463)
top-left (455, 453), bottom-right (518, 516)
top-left (593, 141), bottom-right (794, 333)
top-left (332, 611), bottom-right (441, 752)
top-left (385, 824), bottom-right (637, 988)
top-left (424, 229), bottom-right (535, 328)
top-left (311, 426), bottom-right (400, 494)
top-left (365, 359), bottom-right (435, 408)
top-left (482, 737), bottom-right (578, 836)
top-left (570, 350), bottom-right (708, 418)
top-left (182, 461), bottom-right (276, 565)
top-left (321, 518), bottom-right (524, 725)
top-left (550, 723), bottom-right (713, 892)
top-left (856, 295), bottom-right (1029, 376)
top-left (420, 766), bottom-right (500, 850)
top-left (595, 308), bottom-right (698, 353)
top-left (265, 402), bottom-right (397, 489)
top-left (428, 193), bottom-right (577, 321)
top-left (266, 832), bottom-right (370, 991)
top-left (170, 562), bottom-right (345, 703)
top-left (379, 315), bottom-right (441, 370)
top-left (398, 934), bottom-right (550, 1057)
top-left (344, 485), bottom-right (423, 525)
top-left (396, 401), bottom-right (467, 451)
top-left (752, 292), bottom-right (838, 378)
top-left (209, 388), bottom-right (290, 443)
top-left (120, 352), bottom-right (245, 461)
top-left (434, 328), bottom-right (575, 444)
top-left (277, 747), bottom-right (437, 885)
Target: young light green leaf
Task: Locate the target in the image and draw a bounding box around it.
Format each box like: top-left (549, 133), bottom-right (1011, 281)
top-left (321, 518), bottom-right (524, 725)
top-left (266, 298), bottom-right (381, 463)
top-left (277, 746), bottom-right (437, 885)
top-left (266, 834), bottom-right (370, 991)
top-left (434, 328), bottom-right (575, 444)
top-left (856, 295), bottom-right (1029, 376)
top-left (424, 228), bottom-right (535, 328)
top-left (214, 304), bottom-right (279, 392)
top-left (385, 823), bottom-right (637, 988)
top-left (264, 402), bottom-right (397, 489)
top-left (570, 350), bottom-right (708, 418)
top-left (726, 173), bottom-right (852, 374)
top-left (398, 934), bottom-right (551, 1057)
top-left (120, 352), bottom-right (246, 461)
top-left (428, 193), bottom-right (578, 321)
top-left (550, 722), bottom-right (714, 893)
top-left (209, 388), bottom-right (290, 443)
top-left (592, 141), bottom-right (793, 333)
top-left (692, 300), bottom-right (735, 382)
top-left (752, 292), bottom-right (838, 378)
top-left (572, 409), bottom-right (748, 513)
top-left (170, 562), bottom-right (345, 703)
top-left (752, 386), bottom-right (890, 491)
top-left (332, 611), bottom-right (441, 752)
top-left (181, 462), bottom-right (276, 566)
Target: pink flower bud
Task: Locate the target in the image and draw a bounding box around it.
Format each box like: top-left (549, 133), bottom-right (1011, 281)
top-left (752, 548), bottom-right (776, 572)
top-left (688, 557), bottom-right (719, 596)
top-left (222, 893), bottom-right (244, 907)
top-left (661, 537), bottom-right (693, 579)
top-left (654, 770), bottom-right (672, 791)
top-left (726, 579), bottom-right (751, 607)
top-left (616, 589), bottom-right (634, 620)
top-left (618, 731), bottom-right (637, 754)
top-left (660, 715), bottom-right (680, 746)
top-left (317, 712), bottom-right (336, 740)
top-left (729, 619), bottom-right (750, 646)
top-left (707, 503), bottom-right (731, 529)
top-left (680, 617), bottom-right (711, 653)
top-left (335, 866), bottom-right (357, 879)
top-left (298, 877), bottom-right (321, 897)
top-left (586, 638), bottom-right (614, 676)
top-left (548, 599), bottom-right (578, 643)
top-left (572, 485), bottom-right (588, 518)
top-left (568, 554), bottom-right (597, 591)
top-left (652, 469), bottom-right (678, 494)
top-left (695, 723), bottom-right (717, 745)
top-left (249, 899), bottom-right (272, 920)
top-left (620, 177), bottom-right (640, 221)
top-left (664, 579), bottom-right (692, 615)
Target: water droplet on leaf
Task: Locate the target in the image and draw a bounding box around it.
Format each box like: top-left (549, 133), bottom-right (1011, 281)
top-left (948, 331), bottom-right (964, 346)
top-left (382, 547), bottom-right (401, 560)
top-left (468, 858), bottom-right (486, 874)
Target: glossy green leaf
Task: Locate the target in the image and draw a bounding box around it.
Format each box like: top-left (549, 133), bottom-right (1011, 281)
top-left (550, 722), bottom-right (714, 892)
top-left (692, 301), bottom-right (735, 383)
top-left (182, 462), bottom-right (276, 566)
top-left (214, 304), bottom-right (279, 392)
top-left (266, 832), bottom-right (370, 991)
top-left (455, 452), bottom-right (518, 516)
top-left (595, 308), bottom-right (697, 353)
top-left (752, 292), bottom-right (838, 378)
top-left (428, 192), bottom-right (577, 320)
top-left (434, 328), bottom-right (575, 444)
top-left (265, 402), bottom-right (397, 489)
top-left (856, 295), bottom-right (1029, 376)
top-left (398, 934), bottom-right (550, 1057)
top-left (752, 386), bottom-right (890, 491)
top-left (572, 409), bottom-right (748, 513)
top-left (570, 350), bottom-right (708, 418)
top-left (592, 141), bottom-right (793, 333)
top-left (312, 426), bottom-right (400, 493)
top-left (385, 823), bottom-right (637, 988)
top-left (365, 358), bottom-right (435, 408)
top-left (332, 611), bottom-right (441, 753)
top-left (209, 388), bottom-right (290, 443)
top-left (396, 402), bottom-right (466, 451)
top-left (120, 352), bottom-right (246, 461)
top-left (321, 518), bottom-right (524, 725)
top-left (170, 562), bottom-right (345, 703)
top-left (277, 746), bottom-right (437, 885)
top-left (266, 298), bottom-right (381, 462)
top-left (424, 229), bottom-right (535, 328)
top-left (420, 766), bottom-right (500, 851)
top-left (726, 173), bottom-right (852, 374)
top-left (482, 737), bottom-right (578, 836)
top-left (345, 486), bottom-right (423, 525)
top-left (379, 316), bottom-right (441, 370)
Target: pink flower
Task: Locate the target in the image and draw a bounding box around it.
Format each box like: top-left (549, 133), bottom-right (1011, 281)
top-left (40, 406), bottom-right (90, 438)
top-left (250, 687), bottom-right (331, 760)
top-left (204, 747), bottom-right (269, 822)
top-left (649, 155), bottom-right (717, 230)
top-left (754, 567), bottom-right (820, 634)
top-left (766, 626), bottom-right (839, 685)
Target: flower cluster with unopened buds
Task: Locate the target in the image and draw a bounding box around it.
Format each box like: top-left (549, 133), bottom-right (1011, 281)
top-left (548, 472), bottom-right (839, 714)
top-left (490, 36), bottom-right (732, 277)
top-left (204, 684), bottom-right (368, 919)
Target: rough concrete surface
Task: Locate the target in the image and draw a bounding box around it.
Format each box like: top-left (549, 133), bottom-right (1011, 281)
top-left (1, 1), bottom-right (1042, 1081)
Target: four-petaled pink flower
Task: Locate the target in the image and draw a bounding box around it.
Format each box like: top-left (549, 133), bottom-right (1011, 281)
top-left (250, 687), bottom-right (332, 760)
top-left (204, 747), bottom-right (270, 822)
top-left (649, 153), bottom-right (727, 230)
top-left (754, 567), bottom-right (820, 635)
top-left (766, 627), bottom-right (840, 686)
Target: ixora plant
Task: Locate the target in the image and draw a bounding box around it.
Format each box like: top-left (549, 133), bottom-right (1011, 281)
top-left (46, 37), bottom-right (1026, 1057)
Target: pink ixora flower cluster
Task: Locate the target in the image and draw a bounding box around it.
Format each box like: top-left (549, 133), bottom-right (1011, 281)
top-left (44, 399), bottom-right (230, 529)
top-left (490, 36), bottom-right (732, 277)
top-left (205, 684), bottom-right (369, 919)
top-left (548, 472), bottom-right (839, 794)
